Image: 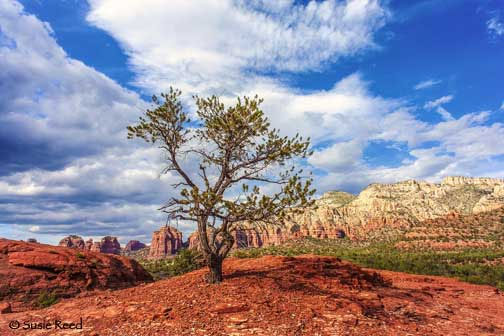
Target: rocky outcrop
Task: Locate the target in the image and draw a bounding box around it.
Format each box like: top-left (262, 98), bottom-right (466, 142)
top-left (97, 236), bottom-right (121, 254)
top-left (2, 254), bottom-right (503, 335)
top-left (59, 235), bottom-right (86, 249)
top-left (59, 236), bottom-right (121, 254)
top-left (148, 226), bottom-right (183, 259)
top-left (188, 176), bottom-right (504, 250)
top-left (124, 240), bottom-right (146, 252)
top-left (0, 238), bottom-right (152, 312)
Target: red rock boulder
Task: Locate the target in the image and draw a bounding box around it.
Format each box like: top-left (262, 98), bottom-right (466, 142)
top-left (0, 238), bottom-right (152, 312)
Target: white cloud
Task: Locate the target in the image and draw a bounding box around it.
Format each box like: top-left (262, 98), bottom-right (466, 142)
top-left (436, 106), bottom-right (454, 121)
top-left (487, 16), bottom-right (504, 37)
top-left (87, 0), bottom-right (390, 95)
top-left (424, 95), bottom-right (454, 109)
top-left (414, 79), bottom-right (441, 90)
top-left (309, 140), bottom-right (363, 172)
top-left (500, 101), bottom-right (504, 110)
top-left (29, 226), bottom-right (40, 233)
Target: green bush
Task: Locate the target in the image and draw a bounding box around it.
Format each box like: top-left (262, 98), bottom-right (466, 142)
top-left (75, 252), bottom-right (85, 259)
top-left (139, 249), bottom-right (204, 280)
top-left (36, 291), bottom-right (58, 308)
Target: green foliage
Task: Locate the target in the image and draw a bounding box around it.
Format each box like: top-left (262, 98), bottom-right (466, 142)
top-left (36, 290), bottom-right (58, 308)
top-left (232, 239), bottom-right (504, 289)
top-left (139, 249), bottom-right (204, 280)
top-left (497, 281), bottom-right (504, 291)
top-left (75, 252), bottom-right (85, 259)
top-left (127, 88), bottom-right (316, 282)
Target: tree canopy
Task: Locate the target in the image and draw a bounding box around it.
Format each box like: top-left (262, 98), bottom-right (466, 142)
top-left (127, 88), bottom-right (315, 283)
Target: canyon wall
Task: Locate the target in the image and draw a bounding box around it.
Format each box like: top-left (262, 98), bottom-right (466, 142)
top-left (188, 176), bottom-right (504, 250)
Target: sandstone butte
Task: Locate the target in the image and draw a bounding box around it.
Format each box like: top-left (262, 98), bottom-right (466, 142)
top-left (59, 235), bottom-right (121, 255)
top-left (188, 176), bottom-right (504, 249)
top-left (1, 254), bottom-right (502, 336)
top-left (148, 226), bottom-right (183, 259)
top-left (0, 239), bottom-right (152, 313)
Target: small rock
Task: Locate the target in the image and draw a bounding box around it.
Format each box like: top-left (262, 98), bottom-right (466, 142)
top-left (229, 315), bottom-right (248, 325)
top-left (0, 302), bottom-right (12, 314)
top-left (212, 303), bottom-right (249, 314)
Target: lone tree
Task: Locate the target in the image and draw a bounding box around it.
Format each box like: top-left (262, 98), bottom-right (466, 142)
top-left (127, 88), bottom-right (315, 283)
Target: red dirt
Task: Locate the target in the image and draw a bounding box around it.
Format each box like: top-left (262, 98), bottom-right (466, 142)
top-left (1, 254), bottom-right (503, 336)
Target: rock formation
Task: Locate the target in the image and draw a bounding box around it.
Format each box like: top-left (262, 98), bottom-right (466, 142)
top-left (188, 176), bottom-right (504, 250)
top-left (0, 238), bottom-right (152, 312)
top-left (97, 236), bottom-right (121, 254)
top-left (59, 235), bottom-right (86, 249)
top-left (148, 226), bottom-right (183, 259)
top-left (124, 240), bottom-right (147, 252)
top-left (59, 235), bottom-right (121, 254)
top-left (2, 254), bottom-right (503, 335)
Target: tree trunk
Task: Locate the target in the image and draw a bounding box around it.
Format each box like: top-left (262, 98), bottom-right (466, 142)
top-left (206, 254), bottom-right (223, 284)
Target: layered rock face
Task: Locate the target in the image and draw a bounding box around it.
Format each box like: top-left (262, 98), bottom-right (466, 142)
top-left (59, 235), bottom-right (121, 254)
top-left (148, 226), bottom-right (183, 259)
top-left (0, 238), bottom-right (152, 312)
top-left (124, 240), bottom-right (147, 252)
top-left (188, 176), bottom-right (504, 250)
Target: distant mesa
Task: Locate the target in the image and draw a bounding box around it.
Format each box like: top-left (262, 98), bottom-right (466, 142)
top-left (26, 238), bottom-right (38, 244)
top-left (186, 176), bottom-right (504, 250)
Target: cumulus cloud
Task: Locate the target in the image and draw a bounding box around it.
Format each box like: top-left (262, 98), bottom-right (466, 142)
top-left (0, 0), bottom-right (188, 244)
top-left (2, 0), bottom-right (504, 245)
top-left (414, 79), bottom-right (441, 90)
top-left (0, 0), bottom-right (146, 176)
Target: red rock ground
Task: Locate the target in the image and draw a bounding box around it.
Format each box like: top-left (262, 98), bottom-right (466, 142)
top-left (1, 255), bottom-right (503, 336)
top-left (0, 239), bottom-right (152, 312)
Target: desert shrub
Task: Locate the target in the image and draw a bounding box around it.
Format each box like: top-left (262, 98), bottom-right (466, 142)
top-left (140, 249), bottom-right (204, 280)
top-left (232, 239), bottom-right (504, 289)
top-left (75, 252), bottom-right (85, 259)
top-left (36, 291), bottom-right (58, 308)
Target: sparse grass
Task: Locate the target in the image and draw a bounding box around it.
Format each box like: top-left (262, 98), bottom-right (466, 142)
top-left (139, 249), bottom-right (204, 280)
top-left (232, 238), bottom-right (504, 289)
top-left (36, 290), bottom-right (58, 308)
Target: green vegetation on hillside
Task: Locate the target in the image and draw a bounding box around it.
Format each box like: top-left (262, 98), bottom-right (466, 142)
top-left (36, 290), bottom-right (59, 308)
top-left (138, 249), bottom-right (204, 280)
top-left (232, 238), bottom-right (504, 290)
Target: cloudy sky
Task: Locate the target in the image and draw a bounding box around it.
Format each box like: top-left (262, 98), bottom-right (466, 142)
top-left (1, 0), bottom-right (503, 245)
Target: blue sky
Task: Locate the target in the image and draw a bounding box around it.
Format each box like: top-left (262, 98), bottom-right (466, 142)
top-left (1, 0), bottom-right (503, 245)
